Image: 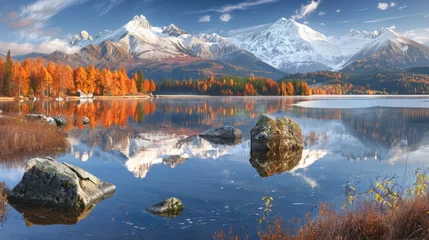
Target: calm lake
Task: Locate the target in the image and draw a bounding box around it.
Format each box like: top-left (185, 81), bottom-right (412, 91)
top-left (1, 96), bottom-right (429, 240)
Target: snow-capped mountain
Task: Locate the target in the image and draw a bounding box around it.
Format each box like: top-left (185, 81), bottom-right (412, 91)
top-left (342, 27), bottom-right (429, 72)
top-left (49, 15), bottom-right (284, 80)
top-left (232, 18), bottom-right (429, 73)
top-left (37, 15), bottom-right (429, 79)
top-left (233, 18), bottom-right (345, 73)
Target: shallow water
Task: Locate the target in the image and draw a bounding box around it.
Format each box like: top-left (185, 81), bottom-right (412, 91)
top-left (1, 96), bottom-right (429, 240)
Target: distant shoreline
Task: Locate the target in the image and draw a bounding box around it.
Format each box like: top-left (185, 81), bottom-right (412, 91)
top-left (1, 94), bottom-right (429, 102)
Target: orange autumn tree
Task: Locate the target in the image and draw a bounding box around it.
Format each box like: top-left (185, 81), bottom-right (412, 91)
top-left (149, 79), bottom-right (156, 93)
top-left (143, 79), bottom-right (150, 93)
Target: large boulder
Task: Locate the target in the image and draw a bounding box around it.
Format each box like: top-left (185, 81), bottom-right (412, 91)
top-left (251, 114), bottom-right (303, 152)
top-left (146, 197), bottom-right (184, 217)
top-left (8, 158), bottom-right (115, 214)
top-left (199, 126), bottom-right (242, 141)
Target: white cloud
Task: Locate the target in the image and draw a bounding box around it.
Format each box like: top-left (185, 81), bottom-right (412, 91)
top-left (227, 23), bottom-right (271, 36)
top-left (220, 13), bottom-right (232, 22)
top-left (0, 39), bottom-right (81, 55)
top-left (365, 12), bottom-right (429, 23)
top-left (404, 28), bottom-right (429, 45)
top-left (95, 0), bottom-right (125, 16)
top-left (187, 0), bottom-right (279, 14)
top-left (320, 22), bottom-right (326, 26)
top-left (303, 21), bottom-right (309, 25)
top-left (336, 9), bottom-right (341, 13)
top-left (398, 5), bottom-right (407, 10)
top-left (319, 11), bottom-right (325, 16)
top-left (199, 15), bottom-right (211, 22)
top-left (4, 0), bottom-right (86, 40)
top-left (358, 8), bottom-right (368, 11)
top-left (378, 2), bottom-right (397, 10)
top-left (291, 0), bottom-right (321, 20)
top-left (378, 2), bottom-right (389, 10)
top-left (425, 14), bottom-right (429, 18)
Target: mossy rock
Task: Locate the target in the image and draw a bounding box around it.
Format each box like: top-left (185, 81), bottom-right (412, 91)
top-left (251, 114), bottom-right (303, 152)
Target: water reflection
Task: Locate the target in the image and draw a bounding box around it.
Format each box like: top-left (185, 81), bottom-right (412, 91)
top-left (10, 202), bottom-right (96, 226)
top-left (250, 149), bottom-right (303, 178)
top-left (1, 97), bottom-right (429, 239)
top-left (1, 98), bottom-right (429, 178)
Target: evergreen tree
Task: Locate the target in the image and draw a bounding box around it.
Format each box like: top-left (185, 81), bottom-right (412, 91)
top-left (137, 70), bottom-right (144, 92)
top-left (3, 50), bottom-right (13, 96)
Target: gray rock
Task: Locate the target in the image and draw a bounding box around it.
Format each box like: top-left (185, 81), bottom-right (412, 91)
top-left (45, 117), bottom-right (56, 125)
top-left (8, 158), bottom-right (116, 214)
top-left (251, 114), bottom-right (303, 152)
top-left (146, 197), bottom-right (184, 217)
top-left (82, 117), bottom-right (90, 125)
top-left (54, 117), bottom-right (67, 127)
top-left (25, 114), bottom-right (46, 121)
top-left (199, 126), bottom-right (242, 140)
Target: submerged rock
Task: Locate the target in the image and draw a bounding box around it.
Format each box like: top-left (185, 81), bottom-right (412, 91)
top-left (199, 126), bottom-right (242, 141)
top-left (146, 197), bottom-right (184, 217)
top-left (82, 116), bottom-right (90, 125)
top-left (8, 158), bottom-right (115, 214)
top-left (201, 137), bottom-right (242, 146)
top-left (251, 114), bottom-right (303, 152)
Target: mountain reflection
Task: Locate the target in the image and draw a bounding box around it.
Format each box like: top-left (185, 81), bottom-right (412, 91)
top-left (2, 98), bottom-right (429, 180)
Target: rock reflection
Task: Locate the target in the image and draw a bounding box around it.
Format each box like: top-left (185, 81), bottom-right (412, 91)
top-left (250, 148), bottom-right (303, 178)
top-left (10, 202), bottom-right (97, 226)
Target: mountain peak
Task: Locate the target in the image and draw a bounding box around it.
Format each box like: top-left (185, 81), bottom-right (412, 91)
top-left (129, 15), bottom-right (151, 29)
top-left (273, 17), bottom-right (298, 26)
top-left (162, 24), bottom-right (188, 37)
top-left (69, 30), bottom-right (93, 46)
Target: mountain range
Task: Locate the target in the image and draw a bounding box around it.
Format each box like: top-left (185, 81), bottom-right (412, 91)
top-left (17, 15), bottom-right (429, 81)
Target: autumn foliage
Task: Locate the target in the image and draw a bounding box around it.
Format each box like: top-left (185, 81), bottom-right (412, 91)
top-left (0, 51), bottom-right (155, 97)
top-left (157, 75), bottom-right (312, 96)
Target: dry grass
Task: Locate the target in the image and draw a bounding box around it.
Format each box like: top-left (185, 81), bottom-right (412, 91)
top-left (216, 198), bottom-right (429, 240)
top-left (215, 170), bottom-right (429, 240)
top-left (0, 117), bottom-right (69, 161)
top-left (0, 182), bottom-right (8, 225)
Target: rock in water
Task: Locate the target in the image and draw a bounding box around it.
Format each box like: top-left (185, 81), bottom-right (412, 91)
top-left (251, 114), bottom-right (303, 152)
top-left (146, 197), bottom-right (184, 217)
top-left (54, 117), bottom-right (67, 127)
top-left (8, 158), bottom-right (116, 214)
top-left (199, 126), bottom-right (242, 140)
top-left (82, 116), bottom-right (90, 125)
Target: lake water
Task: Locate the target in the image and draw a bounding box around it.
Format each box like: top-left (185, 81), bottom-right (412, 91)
top-left (1, 96), bottom-right (429, 240)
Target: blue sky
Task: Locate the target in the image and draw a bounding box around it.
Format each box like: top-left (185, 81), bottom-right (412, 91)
top-left (0, 0), bottom-right (429, 54)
